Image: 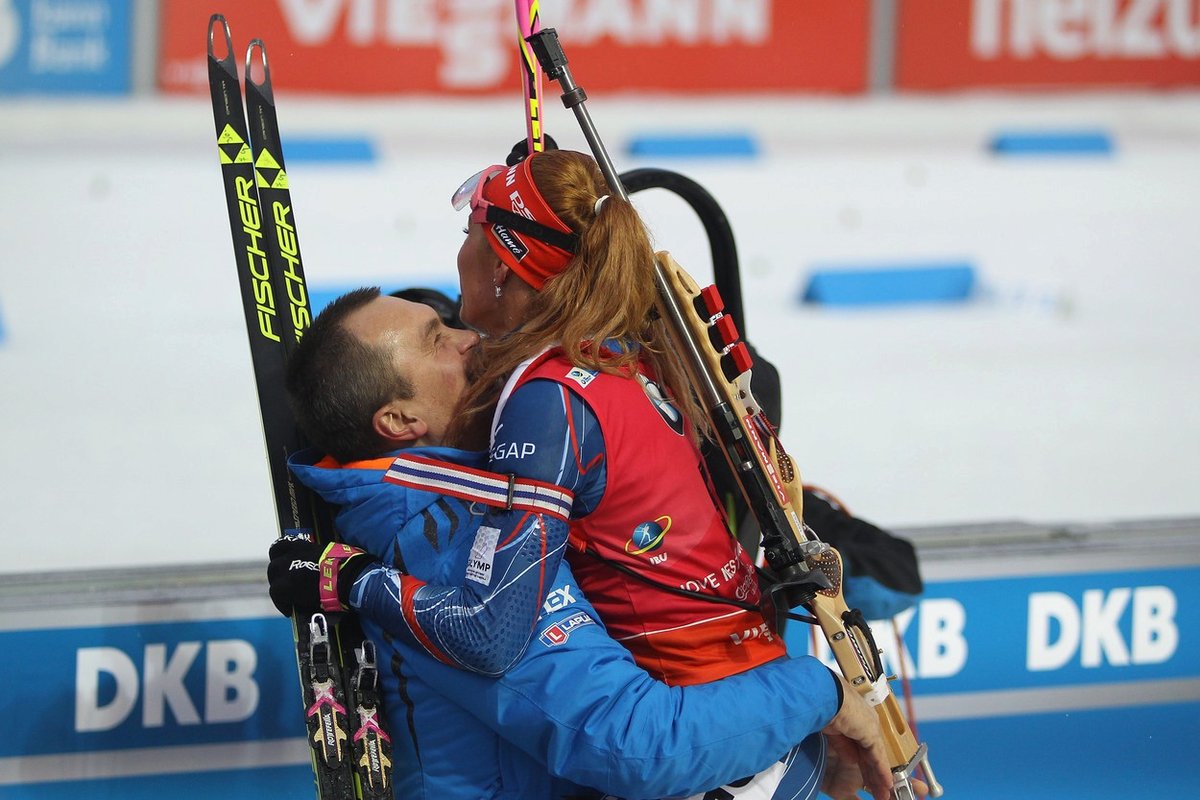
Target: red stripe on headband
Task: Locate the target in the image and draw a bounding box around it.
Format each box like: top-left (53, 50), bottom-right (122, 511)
top-left (479, 156), bottom-right (575, 291)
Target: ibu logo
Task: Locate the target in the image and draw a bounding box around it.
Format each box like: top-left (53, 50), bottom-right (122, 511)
top-left (75, 639), bottom-right (260, 732)
top-left (625, 516), bottom-right (671, 555)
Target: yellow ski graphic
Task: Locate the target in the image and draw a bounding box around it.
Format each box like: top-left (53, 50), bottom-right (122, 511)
top-left (219, 143), bottom-right (253, 165)
top-left (249, 167), bottom-right (284, 189)
top-left (217, 124), bottom-right (244, 145)
top-left (255, 149), bottom-right (281, 170)
top-left (254, 149), bottom-right (288, 188)
top-left (217, 124), bottom-right (250, 164)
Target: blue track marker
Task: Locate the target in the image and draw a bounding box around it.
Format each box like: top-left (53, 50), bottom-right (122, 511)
top-left (801, 263), bottom-right (976, 307)
top-left (627, 132), bottom-right (759, 159)
top-left (989, 130), bottom-right (1114, 157)
top-left (281, 136), bottom-right (377, 164)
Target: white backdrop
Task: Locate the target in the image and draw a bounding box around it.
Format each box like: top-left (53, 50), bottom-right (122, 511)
top-left (2, 91), bottom-right (1198, 573)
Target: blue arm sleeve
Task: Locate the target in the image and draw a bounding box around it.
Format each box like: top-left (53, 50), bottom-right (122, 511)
top-left (343, 379), bottom-right (600, 677)
top-left (408, 561), bottom-right (841, 799)
top-left (489, 378), bottom-right (608, 513)
top-left (348, 509), bottom-right (567, 677)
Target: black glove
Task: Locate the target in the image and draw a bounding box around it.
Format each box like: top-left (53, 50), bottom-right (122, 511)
top-left (266, 536), bottom-right (375, 618)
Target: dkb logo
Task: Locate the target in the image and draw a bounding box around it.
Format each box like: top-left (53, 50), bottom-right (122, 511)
top-left (75, 639), bottom-right (260, 732)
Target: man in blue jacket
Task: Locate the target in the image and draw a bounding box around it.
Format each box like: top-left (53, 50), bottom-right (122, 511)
top-left (268, 287), bottom-right (904, 800)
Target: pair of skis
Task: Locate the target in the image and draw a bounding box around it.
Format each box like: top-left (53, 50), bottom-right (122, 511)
top-left (206, 15), bottom-right (392, 800)
top-left (209, 4), bottom-right (541, 796)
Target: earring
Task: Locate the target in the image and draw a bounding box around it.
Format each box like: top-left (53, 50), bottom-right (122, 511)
top-left (495, 284), bottom-right (503, 299)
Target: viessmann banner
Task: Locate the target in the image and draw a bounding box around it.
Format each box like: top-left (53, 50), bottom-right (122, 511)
top-left (897, 0), bottom-right (1200, 90)
top-left (159, 0), bottom-right (870, 95)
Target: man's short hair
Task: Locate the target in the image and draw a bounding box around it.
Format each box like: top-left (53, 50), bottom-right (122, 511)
top-left (285, 286), bottom-right (414, 463)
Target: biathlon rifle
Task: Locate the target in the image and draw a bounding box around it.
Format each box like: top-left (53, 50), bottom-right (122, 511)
top-left (524, 27), bottom-right (943, 800)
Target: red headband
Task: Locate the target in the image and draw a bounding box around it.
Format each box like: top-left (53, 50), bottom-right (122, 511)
top-left (477, 157), bottom-right (576, 291)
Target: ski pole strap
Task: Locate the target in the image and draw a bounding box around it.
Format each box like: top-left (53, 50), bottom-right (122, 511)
top-left (383, 453), bottom-right (574, 521)
top-left (319, 542), bottom-right (365, 613)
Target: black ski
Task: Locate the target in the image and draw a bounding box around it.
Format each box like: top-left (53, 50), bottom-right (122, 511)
top-left (207, 15), bottom-right (392, 800)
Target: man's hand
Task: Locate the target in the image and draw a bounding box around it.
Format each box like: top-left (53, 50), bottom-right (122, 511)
top-left (266, 536), bottom-right (374, 617)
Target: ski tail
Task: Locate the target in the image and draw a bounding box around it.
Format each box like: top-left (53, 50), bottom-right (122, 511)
top-left (515, 0), bottom-right (545, 154)
top-left (348, 637), bottom-right (394, 797)
top-left (208, 15), bottom-right (392, 800)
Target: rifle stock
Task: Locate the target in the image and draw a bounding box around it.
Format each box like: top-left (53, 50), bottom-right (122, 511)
top-left (656, 251), bottom-right (941, 799)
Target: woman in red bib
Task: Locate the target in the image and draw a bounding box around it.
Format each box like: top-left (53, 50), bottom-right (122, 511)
top-left (446, 149), bottom-right (896, 800)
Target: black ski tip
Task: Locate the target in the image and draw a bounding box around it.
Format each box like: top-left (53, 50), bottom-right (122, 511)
top-left (246, 38), bottom-right (272, 91)
top-left (208, 14), bottom-right (233, 62)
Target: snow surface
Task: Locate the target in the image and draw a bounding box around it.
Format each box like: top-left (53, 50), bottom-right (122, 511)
top-left (1, 92), bottom-right (1197, 573)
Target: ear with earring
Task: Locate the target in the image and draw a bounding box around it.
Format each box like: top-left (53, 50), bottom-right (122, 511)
top-left (493, 264), bottom-right (508, 300)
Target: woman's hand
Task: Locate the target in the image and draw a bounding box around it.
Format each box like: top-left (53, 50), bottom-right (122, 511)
top-left (820, 673), bottom-right (928, 800)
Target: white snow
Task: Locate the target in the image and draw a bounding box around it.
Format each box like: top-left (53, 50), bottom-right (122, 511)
top-left (1, 91), bottom-right (1197, 573)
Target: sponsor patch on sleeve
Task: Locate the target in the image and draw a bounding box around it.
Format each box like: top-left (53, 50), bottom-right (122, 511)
top-left (538, 610), bottom-right (595, 647)
top-left (541, 585), bottom-right (576, 615)
top-left (466, 525), bottom-right (501, 585)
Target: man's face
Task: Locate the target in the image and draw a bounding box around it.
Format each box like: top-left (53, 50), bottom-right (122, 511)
top-left (343, 295), bottom-right (480, 445)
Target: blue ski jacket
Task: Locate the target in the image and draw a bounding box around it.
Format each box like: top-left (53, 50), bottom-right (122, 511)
top-left (290, 446), bottom-right (839, 800)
